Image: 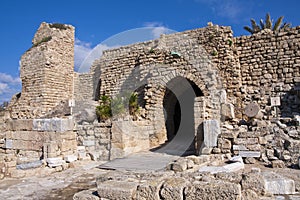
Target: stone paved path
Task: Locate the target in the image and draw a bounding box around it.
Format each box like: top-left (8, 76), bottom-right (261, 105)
top-left (0, 161), bottom-right (107, 200)
top-left (99, 151), bottom-right (179, 171)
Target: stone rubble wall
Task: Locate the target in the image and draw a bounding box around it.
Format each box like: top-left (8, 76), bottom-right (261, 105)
top-left (0, 118), bottom-right (77, 179)
top-left (76, 121), bottom-right (111, 161)
top-left (236, 27), bottom-right (300, 118)
top-left (8, 22), bottom-right (75, 119)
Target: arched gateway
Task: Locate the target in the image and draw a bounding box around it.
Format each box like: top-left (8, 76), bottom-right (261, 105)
top-left (91, 40), bottom-right (224, 159)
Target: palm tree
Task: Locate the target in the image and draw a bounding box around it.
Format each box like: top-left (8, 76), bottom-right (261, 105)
top-left (244, 13), bottom-right (291, 34)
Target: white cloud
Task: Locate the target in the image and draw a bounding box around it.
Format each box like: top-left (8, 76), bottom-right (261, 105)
top-left (74, 38), bottom-right (93, 71)
top-left (0, 83), bottom-right (8, 95)
top-left (144, 22), bottom-right (172, 38)
top-left (0, 72), bottom-right (21, 104)
top-left (0, 72), bottom-right (21, 85)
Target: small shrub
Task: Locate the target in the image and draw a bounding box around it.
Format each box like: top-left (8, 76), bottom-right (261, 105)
top-left (96, 95), bottom-right (112, 121)
top-left (211, 50), bottom-right (218, 56)
top-left (149, 47), bottom-right (155, 53)
top-left (49, 23), bottom-right (68, 30)
top-left (33, 36), bottom-right (52, 47)
top-left (96, 92), bottom-right (140, 121)
top-left (227, 39), bottom-right (233, 46)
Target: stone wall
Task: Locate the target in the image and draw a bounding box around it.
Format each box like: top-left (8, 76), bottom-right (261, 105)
top-left (0, 118), bottom-right (77, 179)
top-left (236, 27), bottom-right (300, 118)
top-left (76, 121), bottom-right (111, 161)
top-left (8, 22), bottom-right (75, 119)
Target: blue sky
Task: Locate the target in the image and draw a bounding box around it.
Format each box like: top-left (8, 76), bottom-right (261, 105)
top-left (0, 0), bottom-right (299, 104)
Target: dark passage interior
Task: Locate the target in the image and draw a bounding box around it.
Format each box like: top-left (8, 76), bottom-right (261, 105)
top-left (157, 76), bottom-right (203, 156)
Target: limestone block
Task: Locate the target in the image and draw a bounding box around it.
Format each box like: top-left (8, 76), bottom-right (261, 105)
top-left (221, 103), bottom-right (235, 120)
top-left (234, 138), bottom-right (258, 145)
top-left (97, 180), bottom-right (138, 200)
top-left (46, 157), bottom-right (64, 168)
top-left (136, 179), bottom-right (164, 200)
top-left (171, 159), bottom-right (187, 172)
top-left (218, 138), bottom-right (231, 150)
top-left (83, 140), bottom-right (95, 147)
top-left (239, 151), bottom-right (261, 158)
top-left (73, 188), bottom-right (100, 200)
top-left (5, 139), bottom-right (13, 149)
top-left (271, 160), bottom-right (285, 168)
top-left (7, 119), bottom-right (33, 131)
top-left (185, 181), bottom-right (241, 200)
top-left (77, 146), bottom-right (87, 160)
top-left (241, 189), bottom-right (259, 200)
top-left (16, 160), bottom-right (43, 170)
top-left (33, 118), bottom-right (74, 132)
top-left (201, 120), bottom-right (220, 151)
top-left (64, 155), bottom-right (77, 163)
top-left (241, 173), bottom-right (266, 195)
top-left (160, 177), bottom-right (189, 200)
top-left (263, 172), bottom-right (295, 195)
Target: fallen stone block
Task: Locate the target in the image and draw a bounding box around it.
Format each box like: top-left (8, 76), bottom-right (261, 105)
top-left (97, 180), bottom-right (138, 200)
top-left (73, 188), bottom-right (100, 200)
top-left (136, 178), bottom-right (164, 200)
top-left (185, 180), bottom-right (241, 200)
top-left (223, 162), bottom-right (244, 172)
top-left (262, 172), bottom-right (295, 195)
top-left (241, 173), bottom-right (266, 195)
top-left (271, 160), bottom-right (285, 168)
top-left (239, 151), bottom-right (261, 158)
top-left (171, 159), bottom-right (187, 172)
top-left (16, 160), bottom-right (43, 170)
top-left (64, 155), bottom-right (77, 163)
top-left (160, 177), bottom-right (189, 200)
top-left (46, 157), bottom-right (64, 168)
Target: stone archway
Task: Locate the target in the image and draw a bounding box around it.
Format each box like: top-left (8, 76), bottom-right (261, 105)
top-left (155, 76), bottom-right (204, 156)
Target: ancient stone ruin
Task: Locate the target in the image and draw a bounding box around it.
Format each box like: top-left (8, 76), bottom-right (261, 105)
top-left (0, 22), bottom-right (300, 199)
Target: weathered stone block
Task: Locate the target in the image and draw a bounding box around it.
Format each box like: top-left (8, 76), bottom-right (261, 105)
top-left (73, 188), bottom-right (100, 200)
top-left (5, 139), bottom-right (13, 149)
top-left (46, 157), bottom-right (64, 168)
top-left (185, 181), bottom-right (241, 200)
top-left (241, 173), bottom-right (266, 195)
top-left (136, 179), bottom-right (164, 200)
top-left (271, 160), bottom-right (285, 168)
top-left (64, 155), bottom-right (77, 163)
top-left (234, 138), bottom-right (258, 145)
top-left (97, 180), bottom-right (138, 200)
top-left (33, 118), bottom-right (74, 132)
top-left (221, 103), bottom-right (235, 121)
top-left (160, 177), bottom-right (189, 200)
top-left (239, 151), bottom-right (261, 158)
top-left (16, 160), bottom-right (43, 170)
top-left (263, 172), bottom-right (295, 195)
top-left (199, 120), bottom-right (220, 153)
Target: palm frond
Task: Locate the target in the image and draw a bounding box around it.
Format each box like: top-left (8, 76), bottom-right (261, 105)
top-left (273, 16), bottom-right (284, 31)
top-left (260, 19), bottom-right (265, 29)
top-left (244, 26), bottom-right (254, 34)
top-left (265, 13), bottom-right (272, 29)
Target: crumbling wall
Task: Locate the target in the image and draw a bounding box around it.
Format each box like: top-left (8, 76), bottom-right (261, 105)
top-left (9, 22), bottom-right (75, 119)
top-left (90, 25), bottom-right (239, 157)
top-left (236, 27), bottom-right (300, 118)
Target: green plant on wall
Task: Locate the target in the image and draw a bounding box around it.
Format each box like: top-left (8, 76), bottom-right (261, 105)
top-left (244, 13), bottom-right (291, 34)
top-left (128, 92), bottom-right (139, 116)
top-left (32, 36), bottom-right (52, 47)
top-left (96, 95), bottom-right (112, 121)
top-left (96, 92), bottom-right (140, 121)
